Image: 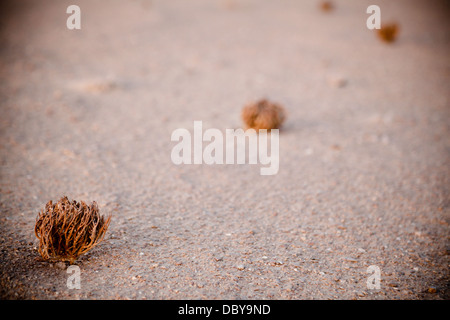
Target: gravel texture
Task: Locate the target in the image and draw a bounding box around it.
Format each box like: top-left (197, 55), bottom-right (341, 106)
top-left (0, 0), bottom-right (449, 300)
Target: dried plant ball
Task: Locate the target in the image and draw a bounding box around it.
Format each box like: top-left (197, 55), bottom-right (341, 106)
top-left (241, 99), bottom-right (286, 131)
top-left (319, 1), bottom-right (334, 12)
top-left (34, 196), bottom-right (111, 264)
top-left (377, 23), bottom-right (399, 43)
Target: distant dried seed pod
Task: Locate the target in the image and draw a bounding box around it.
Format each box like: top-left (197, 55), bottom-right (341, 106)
top-left (34, 196), bottom-right (111, 264)
top-left (241, 99), bottom-right (286, 131)
top-left (319, 1), bottom-right (334, 12)
top-left (377, 23), bottom-right (399, 43)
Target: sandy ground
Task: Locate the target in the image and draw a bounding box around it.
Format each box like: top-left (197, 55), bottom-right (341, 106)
top-left (0, 0), bottom-right (449, 300)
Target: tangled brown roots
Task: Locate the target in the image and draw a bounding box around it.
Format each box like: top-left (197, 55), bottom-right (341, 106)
top-left (377, 23), bottom-right (399, 43)
top-left (35, 196), bottom-right (111, 264)
top-left (241, 99), bottom-right (286, 131)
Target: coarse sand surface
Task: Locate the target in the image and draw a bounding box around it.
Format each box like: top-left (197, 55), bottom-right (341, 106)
top-left (0, 0), bottom-right (449, 299)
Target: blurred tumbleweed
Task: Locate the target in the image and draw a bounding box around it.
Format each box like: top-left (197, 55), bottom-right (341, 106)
top-left (241, 99), bottom-right (286, 131)
top-left (319, 1), bottom-right (334, 12)
top-left (377, 23), bottom-right (400, 43)
top-left (34, 196), bottom-right (111, 264)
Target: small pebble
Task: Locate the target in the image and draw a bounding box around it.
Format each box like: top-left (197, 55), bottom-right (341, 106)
top-left (305, 148), bottom-right (314, 156)
top-left (327, 74), bottom-right (347, 88)
top-left (55, 262), bottom-right (67, 270)
top-left (357, 291), bottom-right (366, 297)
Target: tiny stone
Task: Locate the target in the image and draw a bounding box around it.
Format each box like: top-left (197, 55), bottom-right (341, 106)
top-left (327, 74), bottom-right (347, 88)
top-left (237, 264), bottom-right (245, 270)
top-left (305, 148), bottom-right (314, 156)
top-left (344, 257), bottom-right (358, 263)
top-left (357, 291), bottom-right (366, 297)
top-left (55, 262), bottom-right (67, 270)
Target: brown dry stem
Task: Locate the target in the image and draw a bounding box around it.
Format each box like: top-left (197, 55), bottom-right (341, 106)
top-left (34, 196), bottom-right (111, 264)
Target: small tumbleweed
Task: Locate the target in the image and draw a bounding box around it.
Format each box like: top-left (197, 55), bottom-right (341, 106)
top-left (377, 23), bottom-right (400, 43)
top-left (319, 1), bottom-right (334, 12)
top-left (241, 99), bottom-right (286, 131)
top-left (34, 196), bottom-right (111, 264)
